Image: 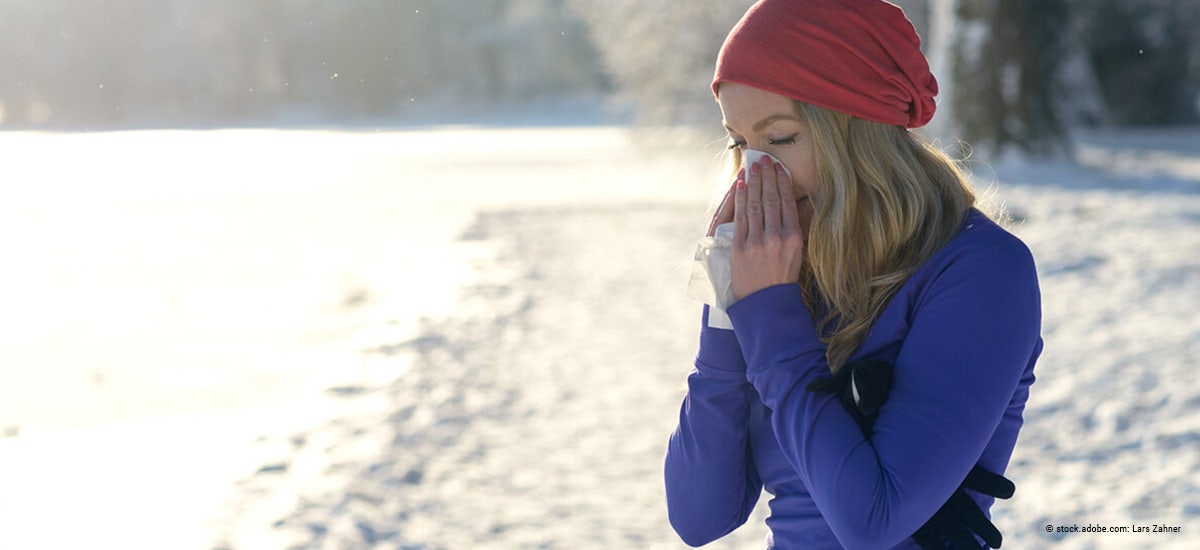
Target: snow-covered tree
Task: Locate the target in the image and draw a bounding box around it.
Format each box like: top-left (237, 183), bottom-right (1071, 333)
top-left (567, 0), bottom-right (754, 126)
top-left (3, 0), bottom-right (1195, 132)
top-left (0, 0), bottom-right (607, 127)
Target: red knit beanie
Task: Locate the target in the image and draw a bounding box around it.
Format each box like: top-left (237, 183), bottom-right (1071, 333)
top-left (713, 0), bottom-right (937, 129)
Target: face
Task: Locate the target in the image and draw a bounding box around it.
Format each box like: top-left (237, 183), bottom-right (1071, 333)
top-left (718, 82), bottom-right (818, 232)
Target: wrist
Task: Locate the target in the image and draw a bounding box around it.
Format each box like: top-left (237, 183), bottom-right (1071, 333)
top-left (727, 284), bottom-right (824, 375)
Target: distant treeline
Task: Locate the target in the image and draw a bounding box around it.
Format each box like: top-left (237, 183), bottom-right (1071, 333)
top-left (0, 0), bottom-right (605, 127)
top-left (0, 0), bottom-right (1197, 140)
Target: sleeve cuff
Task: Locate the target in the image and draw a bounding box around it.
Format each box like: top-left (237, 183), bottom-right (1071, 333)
top-left (695, 305), bottom-right (748, 379)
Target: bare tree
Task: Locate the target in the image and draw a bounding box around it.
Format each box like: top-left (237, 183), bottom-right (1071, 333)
top-left (1077, 0), bottom-right (1200, 126)
top-left (949, 0), bottom-right (1072, 156)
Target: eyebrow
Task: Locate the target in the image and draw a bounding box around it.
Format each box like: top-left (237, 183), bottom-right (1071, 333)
top-left (723, 113), bottom-right (801, 134)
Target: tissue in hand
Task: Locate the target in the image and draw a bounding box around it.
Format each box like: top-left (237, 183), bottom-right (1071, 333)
top-left (684, 150), bottom-right (790, 330)
top-left (685, 221), bottom-right (737, 329)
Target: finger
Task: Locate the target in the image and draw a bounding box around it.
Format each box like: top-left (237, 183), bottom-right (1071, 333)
top-left (707, 170), bottom-right (743, 237)
top-left (910, 525), bottom-right (943, 550)
top-left (951, 491), bottom-right (1003, 548)
top-left (759, 157), bottom-right (782, 238)
top-left (930, 504), bottom-right (982, 550)
top-left (746, 160), bottom-right (764, 243)
top-left (733, 176), bottom-right (748, 245)
top-left (963, 466), bottom-right (1015, 499)
top-left (707, 186), bottom-right (733, 237)
top-left (776, 162), bottom-right (800, 233)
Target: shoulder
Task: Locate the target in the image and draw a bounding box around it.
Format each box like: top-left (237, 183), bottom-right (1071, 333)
top-left (907, 209), bottom-right (1041, 310)
top-left (928, 209), bottom-right (1036, 278)
top-left (857, 208), bottom-right (1041, 363)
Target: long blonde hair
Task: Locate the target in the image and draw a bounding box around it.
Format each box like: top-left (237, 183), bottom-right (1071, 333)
top-left (731, 102), bottom-right (976, 372)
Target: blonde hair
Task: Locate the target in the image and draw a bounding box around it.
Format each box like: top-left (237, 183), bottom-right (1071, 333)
top-left (729, 102), bottom-right (976, 372)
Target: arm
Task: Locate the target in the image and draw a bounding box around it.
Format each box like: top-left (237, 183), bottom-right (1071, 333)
top-left (664, 306), bottom-right (763, 546)
top-left (727, 240), bottom-right (1041, 549)
top-left (813, 357), bottom-right (1018, 550)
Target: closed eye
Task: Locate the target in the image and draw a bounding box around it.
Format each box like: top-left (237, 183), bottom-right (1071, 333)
top-left (726, 134), bottom-right (796, 150)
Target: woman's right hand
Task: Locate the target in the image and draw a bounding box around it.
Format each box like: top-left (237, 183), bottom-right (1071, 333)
top-left (706, 170), bottom-right (745, 237)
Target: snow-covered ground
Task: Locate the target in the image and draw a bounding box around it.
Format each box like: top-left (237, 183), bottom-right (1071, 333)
top-left (0, 125), bottom-right (713, 549)
top-left (0, 125), bottom-right (1195, 549)
top-left (985, 129), bottom-right (1200, 549)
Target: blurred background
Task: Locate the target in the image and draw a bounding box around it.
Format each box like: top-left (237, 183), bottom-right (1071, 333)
top-left (0, 1), bottom-right (1198, 549)
top-left (1, 0), bottom-right (1198, 143)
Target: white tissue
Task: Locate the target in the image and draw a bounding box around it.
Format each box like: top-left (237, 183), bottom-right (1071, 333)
top-left (684, 149), bottom-right (789, 330)
top-left (743, 149), bottom-right (791, 179)
top-left (686, 222), bottom-right (737, 329)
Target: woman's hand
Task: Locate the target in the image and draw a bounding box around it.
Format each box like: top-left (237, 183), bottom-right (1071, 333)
top-left (706, 170), bottom-right (743, 237)
top-left (731, 156), bottom-right (805, 301)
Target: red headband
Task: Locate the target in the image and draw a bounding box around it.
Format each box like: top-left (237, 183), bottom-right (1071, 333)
top-left (713, 0), bottom-right (937, 129)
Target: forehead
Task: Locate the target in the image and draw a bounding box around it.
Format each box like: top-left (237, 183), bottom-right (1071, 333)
top-left (717, 83), bottom-right (797, 126)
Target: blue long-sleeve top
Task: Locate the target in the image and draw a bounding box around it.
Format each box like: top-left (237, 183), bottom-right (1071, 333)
top-left (665, 209), bottom-right (1042, 549)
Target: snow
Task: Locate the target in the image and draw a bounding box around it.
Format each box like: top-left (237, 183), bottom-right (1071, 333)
top-left (0, 124), bottom-right (1196, 548)
top-left (981, 128), bottom-right (1200, 549)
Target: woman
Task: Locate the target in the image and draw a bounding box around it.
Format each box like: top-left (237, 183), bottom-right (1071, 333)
top-left (664, 1), bottom-right (1043, 549)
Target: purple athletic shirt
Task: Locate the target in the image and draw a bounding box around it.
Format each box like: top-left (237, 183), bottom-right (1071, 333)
top-left (665, 209), bottom-right (1042, 549)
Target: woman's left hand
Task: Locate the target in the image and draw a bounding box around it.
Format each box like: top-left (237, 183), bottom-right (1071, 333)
top-left (731, 156), bottom-right (806, 302)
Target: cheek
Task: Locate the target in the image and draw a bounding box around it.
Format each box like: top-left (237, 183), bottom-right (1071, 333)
top-left (800, 165), bottom-right (819, 194)
top-left (777, 156), bottom-right (816, 188)
top-left (790, 156), bottom-right (819, 195)
top-left (797, 200), bottom-right (815, 234)
top-left (779, 160), bottom-right (816, 196)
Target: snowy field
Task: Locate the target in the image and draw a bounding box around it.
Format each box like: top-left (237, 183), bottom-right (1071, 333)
top-left (0, 125), bottom-right (1196, 549)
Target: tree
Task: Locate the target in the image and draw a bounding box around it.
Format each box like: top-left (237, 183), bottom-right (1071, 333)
top-left (1076, 0), bottom-right (1200, 126)
top-left (567, 0), bottom-right (754, 126)
top-left (949, 0), bottom-right (1071, 156)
